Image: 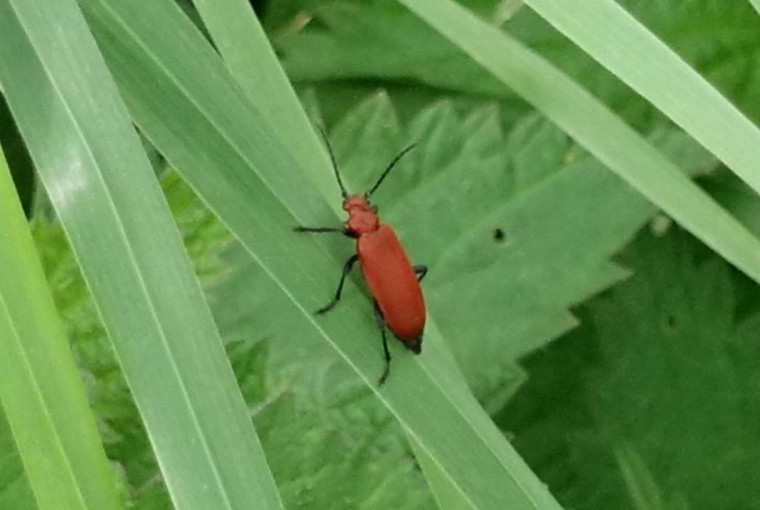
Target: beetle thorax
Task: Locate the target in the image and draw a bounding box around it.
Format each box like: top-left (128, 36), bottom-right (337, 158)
top-left (343, 195), bottom-right (379, 235)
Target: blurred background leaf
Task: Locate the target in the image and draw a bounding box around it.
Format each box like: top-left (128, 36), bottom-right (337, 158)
top-left (498, 227), bottom-right (760, 509)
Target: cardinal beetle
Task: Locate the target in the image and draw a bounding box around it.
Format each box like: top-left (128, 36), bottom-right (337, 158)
top-left (295, 128), bottom-right (427, 385)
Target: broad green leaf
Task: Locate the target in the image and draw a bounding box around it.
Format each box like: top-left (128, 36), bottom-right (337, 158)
top-left (0, 1), bottom-right (281, 508)
top-left (207, 92), bottom-right (715, 508)
top-left (522, 0), bottom-right (760, 196)
top-left (80, 0), bottom-right (563, 507)
top-left (380, 105), bottom-right (619, 343)
top-left (322, 95), bottom-right (715, 407)
top-left (398, 0), bottom-right (760, 286)
top-left (749, 0), bottom-right (760, 15)
top-left (0, 148), bottom-right (120, 510)
top-left (500, 229), bottom-right (760, 509)
top-left (245, 344), bottom-right (437, 510)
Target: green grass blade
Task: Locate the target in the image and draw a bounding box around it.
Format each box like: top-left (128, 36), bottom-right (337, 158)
top-left (81, 0), bottom-right (563, 507)
top-left (398, 0), bottom-right (760, 285)
top-left (188, 0), bottom-right (336, 202)
top-left (0, 148), bottom-right (121, 510)
top-left (522, 0), bottom-right (760, 195)
top-left (0, 1), bottom-right (281, 508)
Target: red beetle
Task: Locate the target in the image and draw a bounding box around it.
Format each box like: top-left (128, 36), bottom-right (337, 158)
top-left (295, 127), bottom-right (427, 384)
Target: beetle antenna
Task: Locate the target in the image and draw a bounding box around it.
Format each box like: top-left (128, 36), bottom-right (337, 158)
top-left (366, 144), bottom-right (417, 198)
top-left (316, 125), bottom-right (348, 198)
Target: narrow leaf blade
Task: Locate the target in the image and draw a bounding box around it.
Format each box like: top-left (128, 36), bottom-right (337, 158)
top-left (0, 1), bottom-right (281, 508)
top-left (523, 0), bottom-right (760, 196)
top-left (0, 146), bottom-right (121, 510)
top-left (188, 0), bottom-right (336, 202)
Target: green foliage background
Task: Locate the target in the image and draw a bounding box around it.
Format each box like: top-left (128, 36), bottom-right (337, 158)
top-left (2, 0), bottom-right (760, 509)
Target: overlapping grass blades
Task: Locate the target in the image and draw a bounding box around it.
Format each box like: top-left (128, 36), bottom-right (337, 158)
top-left (0, 1), bottom-right (281, 508)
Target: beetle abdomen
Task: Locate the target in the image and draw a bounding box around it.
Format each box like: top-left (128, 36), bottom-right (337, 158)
top-left (358, 225), bottom-right (425, 349)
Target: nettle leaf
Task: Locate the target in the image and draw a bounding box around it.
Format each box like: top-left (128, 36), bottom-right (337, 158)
top-left (591, 231), bottom-right (760, 509)
top-left (309, 92), bottom-right (714, 409)
top-left (275, 0), bottom-right (760, 125)
top-left (499, 228), bottom-right (760, 510)
top-left (250, 359), bottom-right (435, 510)
top-left (210, 91), bottom-right (717, 506)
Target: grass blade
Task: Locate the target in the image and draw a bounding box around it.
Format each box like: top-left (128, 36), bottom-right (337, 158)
top-left (398, 0), bottom-right (760, 285)
top-left (81, 0), bottom-right (563, 507)
top-left (522, 0), bottom-right (760, 196)
top-left (188, 0), bottom-right (336, 202)
top-left (0, 1), bottom-right (281, 508)
top-left (0, 147), bottom-right (121, 510)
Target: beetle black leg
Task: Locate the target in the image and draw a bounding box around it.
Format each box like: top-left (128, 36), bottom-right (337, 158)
top-left (316, 254), bottom-right (359, 314)
top-left (413, 264), bottom-right (428, 282)
top-left (374, 300), bottom-right (392, 385)
top-left (294, 226), bottom-right (347, 234)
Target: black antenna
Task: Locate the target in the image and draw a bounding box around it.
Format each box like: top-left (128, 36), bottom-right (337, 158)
top-left (316, 125), bottom-right (348, 198)
top-left (366, 144), bottom-right (417, 198)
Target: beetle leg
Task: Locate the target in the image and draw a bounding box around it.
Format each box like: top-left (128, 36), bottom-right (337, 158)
top-left (413, 264), bottom-right (428, 282)
top-left (294, 226), bottom-right (349, 235)
top-left (374, 300), bottom-right (392, 386)
top-left (315, 254), bottom-right (359, 314)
